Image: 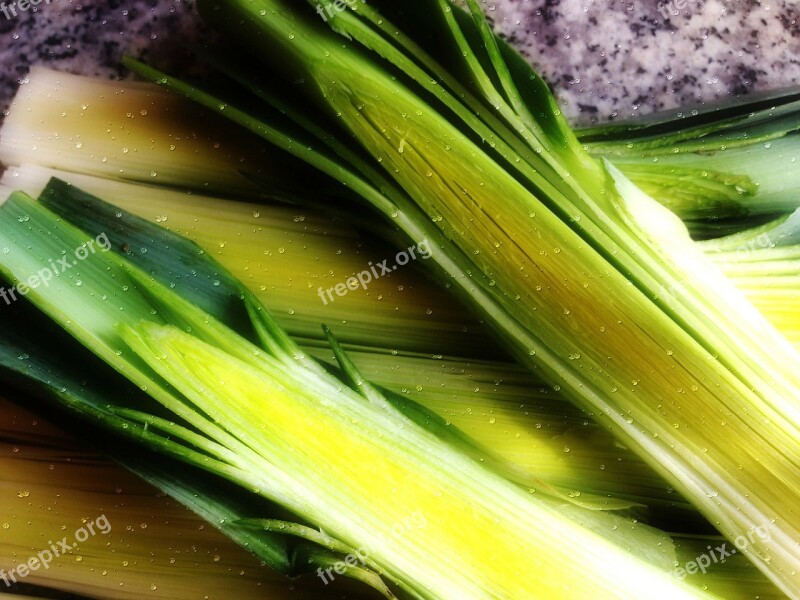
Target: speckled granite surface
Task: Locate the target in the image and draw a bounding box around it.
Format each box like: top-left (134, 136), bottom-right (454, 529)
top-left (0, 0), bottom-right (799, 125)
top-left (0, 0), bottom-right (206, 117)
top-left (492, 0), bottom-right (800, 123)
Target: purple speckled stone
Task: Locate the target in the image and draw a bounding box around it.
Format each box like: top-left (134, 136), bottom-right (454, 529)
top-left (0, 0), bottom-right (799, 125)
top-left (491, 0), bottom-right (800, 124)
top-left (0, 0), bottom-right (205, 117)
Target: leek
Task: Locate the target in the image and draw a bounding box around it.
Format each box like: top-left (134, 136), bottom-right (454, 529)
top-left (2, 66), bottom-right (798, 521)
top-left (2, 67), bottom-right (798, 350)
top-left (6, 164), bottom-right (797, 516)
top-left (0, 395), bottom-right (331, 599)
top-left (7, 65), bottom-right (799, 240)
top-left (0, 180), bottom-right (718, 598)
top-left (1, 166), bottom-right (697, 523)
top-left (0, 65), bottom-right (329, 200)
top-left (123, 0), bottom-right (800, 595)
top-left (0, 180), bottom-right (400, 595)
top-left (1, 61), bottom-right (797, 599)
top-left (578, 88), bottom-right (800, 229)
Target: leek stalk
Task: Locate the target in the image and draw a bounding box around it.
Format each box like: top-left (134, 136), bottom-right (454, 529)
top-left (578, 89), bottom-right (800, 229)
top-left (0, 181), bottom-right (715, 599)
top-left (123, 0), bottom-right (800, 595)
top-left (0, 396), bottom-right (328, 599)
top-left (1, 60), bottom-right (798, 599)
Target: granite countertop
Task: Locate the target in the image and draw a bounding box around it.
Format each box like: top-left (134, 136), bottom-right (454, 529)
top-left (0, 0), bottom-right (799, 126)
top-left (493, 0), bottom-right (800, 123)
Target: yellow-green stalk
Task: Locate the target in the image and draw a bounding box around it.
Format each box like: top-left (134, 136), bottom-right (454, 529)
top-left (7, 163), bottom-right (798, 518)
top-left (0, 66), bottom-right (265, 196)
top-left (0, 394), bottom-right (340, 599)
top-left (124, 0), bottom-right (800, 594)
top-left (1, 65), bottom-right (792, 596)
top-left (2, 69), bottom-right (795, 349)
top-left (0, 185), bottom-right (720, 598)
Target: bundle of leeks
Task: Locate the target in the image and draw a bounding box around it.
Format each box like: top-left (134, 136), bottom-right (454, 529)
top-left (0, 0), bottom-right (791, 597)
top-left (115, 0), bottom-right (800, 596)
